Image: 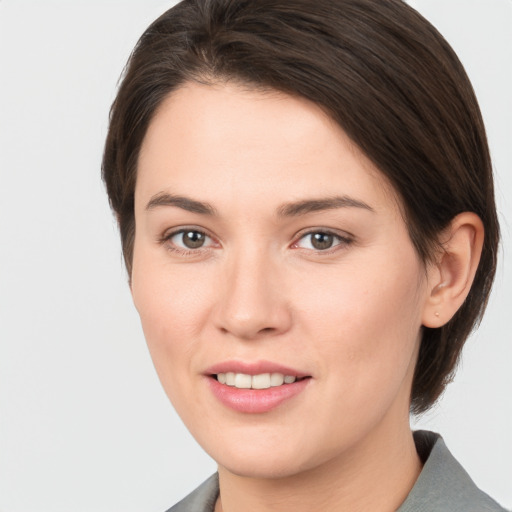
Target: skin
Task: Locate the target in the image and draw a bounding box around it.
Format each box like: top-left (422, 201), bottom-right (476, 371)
top-left (130, 82), bottom-right (480, 511)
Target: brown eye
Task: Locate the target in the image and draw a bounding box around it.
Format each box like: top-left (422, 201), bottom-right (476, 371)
top-left (294, 231), bottom-right (351, 252)
top-left (180, 230), bottom-right (206, 248)
top-left (310, 233), bottom-right (334, 250)
top-left (167, 229), bottom-right (213, 251)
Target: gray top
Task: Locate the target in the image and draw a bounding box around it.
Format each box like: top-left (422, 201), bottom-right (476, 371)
top-left (167, 431), bottom-right (507, 512)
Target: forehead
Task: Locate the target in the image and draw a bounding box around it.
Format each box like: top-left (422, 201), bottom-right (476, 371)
top-left (136, 81), bottom-right (399, 215)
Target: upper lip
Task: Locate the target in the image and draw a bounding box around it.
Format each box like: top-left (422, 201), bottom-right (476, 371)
top-left (204, 360), bottom-right (310, 378)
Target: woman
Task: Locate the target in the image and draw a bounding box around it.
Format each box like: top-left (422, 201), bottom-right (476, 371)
top-left (102, 0), bottom-right (506, 510)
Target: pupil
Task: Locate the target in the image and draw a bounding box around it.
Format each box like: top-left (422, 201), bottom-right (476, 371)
top-left (311, 233), bottom-right (333, 250)
top-left (183, 231), bottom-right (205, 249)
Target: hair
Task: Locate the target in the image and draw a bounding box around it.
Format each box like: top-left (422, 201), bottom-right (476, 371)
top-left (102, 0), bottom-right (499, 414)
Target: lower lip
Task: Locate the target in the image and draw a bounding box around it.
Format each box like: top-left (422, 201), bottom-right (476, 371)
top-left (207, 377), bottom-right (310, 414)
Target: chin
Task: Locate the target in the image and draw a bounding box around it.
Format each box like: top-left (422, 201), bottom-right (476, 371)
top-left (219, 453), bottom-right (311, 480)
top-left (204, 431), bottom-right (331, 480)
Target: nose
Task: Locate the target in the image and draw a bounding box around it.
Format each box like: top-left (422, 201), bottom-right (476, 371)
top-left (213, 249), bottom-right (293, 340)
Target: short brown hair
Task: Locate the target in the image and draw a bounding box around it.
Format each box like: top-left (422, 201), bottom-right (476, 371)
top-left (102, 0), bottom-right (499, 413)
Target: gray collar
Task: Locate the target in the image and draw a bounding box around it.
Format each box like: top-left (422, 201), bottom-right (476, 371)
top-left (398, 430), bottom-right (505, 511)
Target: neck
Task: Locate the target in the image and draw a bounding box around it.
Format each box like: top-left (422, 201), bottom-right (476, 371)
top-left (216, 417), bottom-right (421, 512)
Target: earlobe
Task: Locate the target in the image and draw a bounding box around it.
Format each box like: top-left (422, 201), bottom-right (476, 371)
top-left (422, 212), bottom-right (484, 328)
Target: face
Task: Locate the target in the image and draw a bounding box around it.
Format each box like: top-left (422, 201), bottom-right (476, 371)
top-left (132, 82), bottom-right (432, 479)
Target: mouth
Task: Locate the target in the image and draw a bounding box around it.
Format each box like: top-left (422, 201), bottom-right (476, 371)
top-left (205, 361), bottom-right (312, 414)
top-left (213, 372), bottom-right (309, 389)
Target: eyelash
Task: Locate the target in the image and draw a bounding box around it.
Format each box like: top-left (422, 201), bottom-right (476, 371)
top-left (158, 228), bottom-right (354, 256)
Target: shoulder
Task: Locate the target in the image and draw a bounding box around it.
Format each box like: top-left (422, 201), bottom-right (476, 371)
top-left (165, 473), bottom-right (219, 512)
top-left (398, 430), bottom-right (507, 512)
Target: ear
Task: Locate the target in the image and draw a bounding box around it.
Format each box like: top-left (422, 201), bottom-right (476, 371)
top-left (422, 212), bottom-right (484, 328)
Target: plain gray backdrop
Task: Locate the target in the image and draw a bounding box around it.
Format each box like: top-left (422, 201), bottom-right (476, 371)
top-left (0, 1), bottom-right (511, 511)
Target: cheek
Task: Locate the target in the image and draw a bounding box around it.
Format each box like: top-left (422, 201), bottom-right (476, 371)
top-left (295, 253), bottom-right (425, 400)
top-left (130, 247), bottom-right (215, 380)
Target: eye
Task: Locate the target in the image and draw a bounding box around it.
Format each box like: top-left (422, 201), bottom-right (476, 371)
top-left (294, 231), bottom-right (351, 251)
top-left (165, 229), bottom-right (215, 251)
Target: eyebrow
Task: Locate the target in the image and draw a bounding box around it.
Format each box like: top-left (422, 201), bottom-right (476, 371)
top-left (145, 192), bottom-right (374, 217)
top-left (276, 196), bottom-right (375, 217)
top-left (146, 192), bottom-right (217, 215)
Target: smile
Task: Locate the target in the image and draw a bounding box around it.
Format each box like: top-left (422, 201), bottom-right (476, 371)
top-left (206, 362), bottom-right (312, 414)
top-left (215, 372), bottom-right (300, 389)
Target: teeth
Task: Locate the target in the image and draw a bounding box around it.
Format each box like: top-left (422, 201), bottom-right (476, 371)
top-left (216, 372), bottom-right (298, 389)
top-left (234, 373), bottom-right (252, 389)
top-left (252, 373), bottom-right (271, 389)
top-left (270, 373), bottom-right (285, 386)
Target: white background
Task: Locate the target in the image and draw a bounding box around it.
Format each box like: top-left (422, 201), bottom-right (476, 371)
top-left (0, 1), bottom-right (510, 511)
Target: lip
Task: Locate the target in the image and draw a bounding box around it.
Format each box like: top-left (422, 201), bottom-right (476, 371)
top-left (204, 360), bottom-right (312, 414)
